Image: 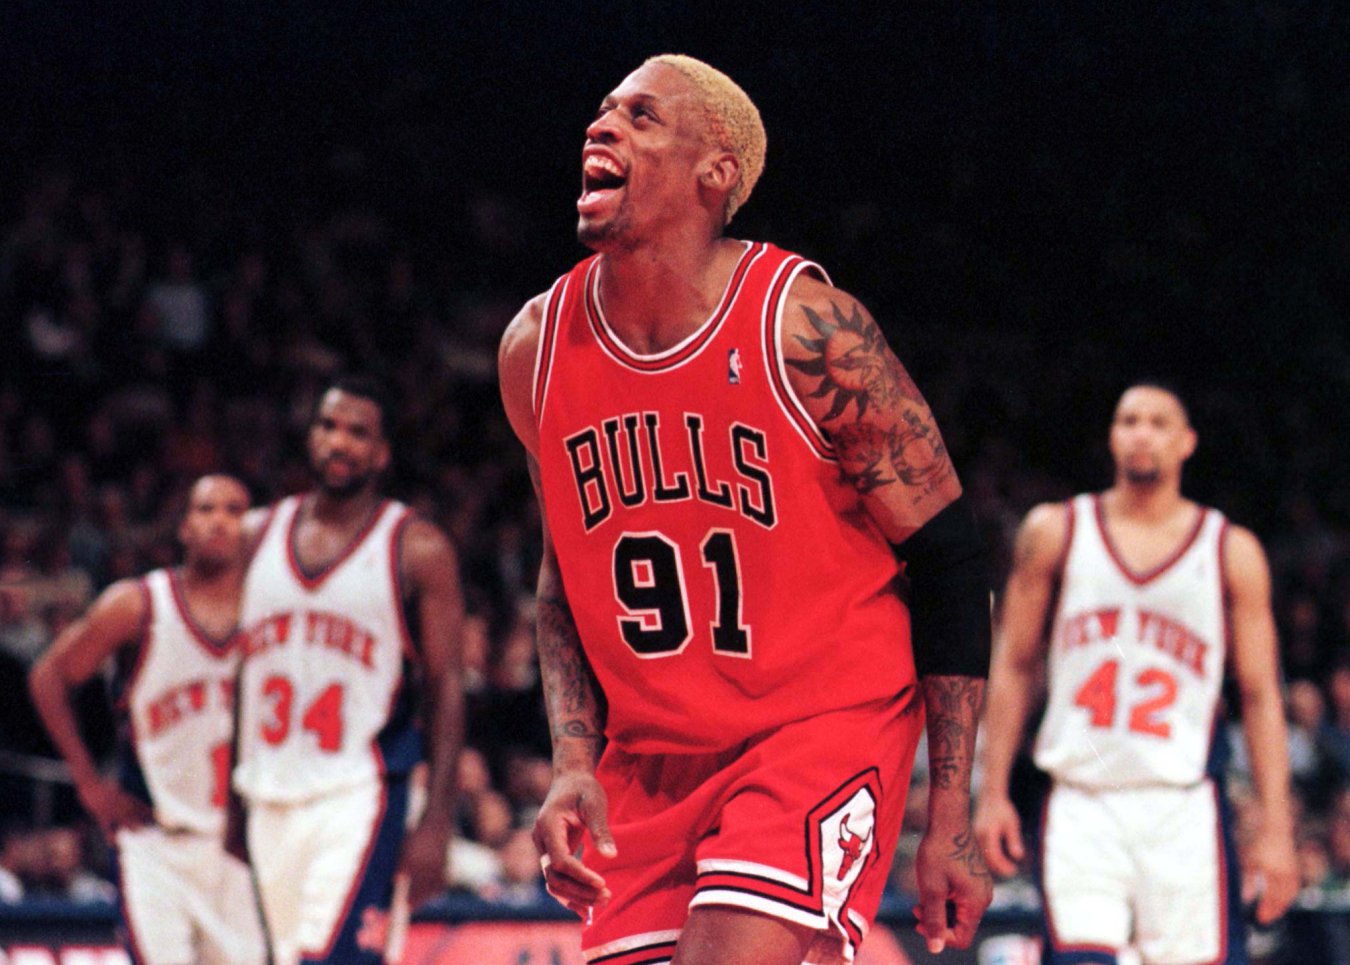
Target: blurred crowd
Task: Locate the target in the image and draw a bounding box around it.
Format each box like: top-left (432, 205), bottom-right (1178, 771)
top-left (0, 150), bottom-right (1347, 928)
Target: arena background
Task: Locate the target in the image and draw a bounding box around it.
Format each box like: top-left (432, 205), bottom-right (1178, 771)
top-left (1, 3), bottom-right (1348, 963)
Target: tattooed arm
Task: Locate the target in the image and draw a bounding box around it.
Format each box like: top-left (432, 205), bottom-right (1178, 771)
top-left (782, 276), bottom-right (990, 952)
top-left (533, 521), bottom-right (608, 776)
top-left (781, 278), bottom-right (959, 536)
top-left (499, 295), bottom-right (616, 917)
top-left (915, 677), bottom-right (990, 948)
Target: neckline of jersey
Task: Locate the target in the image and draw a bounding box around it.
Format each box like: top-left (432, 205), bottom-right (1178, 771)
top-left (1091, 493), bottom-right (1208, 586)
top-left (166, 567), bottom-right (238, 657)
top-left (285, 494), bottom-right (391, 590)
top-left (585, 240), bottom-right (757, 371)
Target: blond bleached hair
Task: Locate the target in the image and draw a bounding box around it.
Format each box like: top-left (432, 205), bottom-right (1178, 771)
top-left (643, 54), bottom-right (766, 224)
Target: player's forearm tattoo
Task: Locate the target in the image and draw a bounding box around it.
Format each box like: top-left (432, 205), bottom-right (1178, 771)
top-left (536, 592), bottom-right (606, 748)
top-left (787, 299), bottom-right (953, 502)
top-left (921, 675), bottom-right (985, 792)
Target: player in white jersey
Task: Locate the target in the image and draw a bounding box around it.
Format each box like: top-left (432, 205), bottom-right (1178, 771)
top-left (973, 384), bottom-right (1299, 965)
top-left (232, 375), bottom-right (464, 965)
top-left (29, 475), bottom-right (266, 965)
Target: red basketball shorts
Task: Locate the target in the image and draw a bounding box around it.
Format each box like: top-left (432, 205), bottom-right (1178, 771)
top-left (579, 689), bottom-right (923, 965)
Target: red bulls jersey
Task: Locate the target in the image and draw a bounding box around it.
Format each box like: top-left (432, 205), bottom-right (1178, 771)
top-left (534, 242), bottom-right (915, 754)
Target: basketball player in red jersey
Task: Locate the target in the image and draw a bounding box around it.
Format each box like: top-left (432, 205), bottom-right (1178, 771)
top-left (499, 55), bottom-right (992, 964)
top-left (974, 385), bottom-right (1298, 964)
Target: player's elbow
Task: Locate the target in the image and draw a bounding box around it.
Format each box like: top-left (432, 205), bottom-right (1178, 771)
top-left (1236, 672), bottom-right (1282, 716)
top-left (894, 494), bottom-right (991, 678)
top-left (912, 474), bottom-right (963, 534)
top-left (997, 639), bottom-right (1043, 680)
top-left (27, 656), bottom-right (60, 706)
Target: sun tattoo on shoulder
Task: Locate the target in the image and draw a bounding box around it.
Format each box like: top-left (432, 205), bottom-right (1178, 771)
top-left (785, 300), bottom-right (924, 422)
top-left (786, 299), bottom-right (952, 500)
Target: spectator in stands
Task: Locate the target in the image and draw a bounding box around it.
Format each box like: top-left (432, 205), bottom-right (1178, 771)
top-left (455, 747), bottom-right (513, 850)
top-left (484, 829), bottom-right (547, 907)
top-left (1319, 661), bottom-right (1350, 788)
top-left (1279, 588), bottom-right (1327, 682)
top-left (1228, 678), bottom-right (1334, 812)
top-left (500, 748), bottom-right (551, 830)
top-left (0, 823), bottom-right (36, 902)
top-left (27, 826), bottom-right (115, 902)
top-left (145, 244), bottom-right (210, 357)
top-left (1321, 788), bottom-right (1350, 892)
top-left (1286, 679), bottom-right (1336, 810)
top-left (1298, 823), bottom-right (1331, 892)
top-left (0, 585), bottom-right (47, 666)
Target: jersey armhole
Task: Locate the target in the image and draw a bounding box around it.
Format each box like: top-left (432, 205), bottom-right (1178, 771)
top-left (114, 577), bottom-right (156, 710)
top-left (761, 258), bottom-right (837, 461)
top-left (249, 501), bottom-right (283, 560)
top-left (1216, 514), bottom-right (1234, 662)
top-left (532, 272), bottom-right (573, 424)
top-left (389, 508), bottom-right (420, 664)
top-left (1053, 499), bottom-right (1077, 580)
top-left (1042, 500), bottom-right (1077, 635)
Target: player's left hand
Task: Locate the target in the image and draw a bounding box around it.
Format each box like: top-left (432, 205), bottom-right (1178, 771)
top-left (397, 820), bottom-right (453, 909)
top-left (913, 819), bottom-right (993, 954)
top-left (1244, 825), bottom-right (1299, 925)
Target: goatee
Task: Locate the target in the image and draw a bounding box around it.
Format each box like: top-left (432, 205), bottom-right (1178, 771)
top-left (1123, 467), bottom-right (1162, 486)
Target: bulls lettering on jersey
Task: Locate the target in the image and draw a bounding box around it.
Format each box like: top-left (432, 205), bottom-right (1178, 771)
top-left (234, 496), bottom-right (420, 803)
top-left (1034, 493), bottom-right (1229, 788)
top-left (534, 242), bottom-right (916, 754)
top-left (562, 413), bottom-right (776, 532)
top-left (117, 568), bottom-right (239, 835)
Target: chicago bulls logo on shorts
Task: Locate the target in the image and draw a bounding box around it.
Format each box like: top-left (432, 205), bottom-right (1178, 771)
top-left (816, 786), bottom-right (878, 889)
top-left (836, 812), bottom-right (874, 879)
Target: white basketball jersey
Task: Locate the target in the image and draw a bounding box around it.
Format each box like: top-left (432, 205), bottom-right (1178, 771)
top-left (121, 568), bottom-right (239, 835)
top-left (234, 496), bottom-right (417, 803)
top-left (1033, 494), bottom-right (1228, 789)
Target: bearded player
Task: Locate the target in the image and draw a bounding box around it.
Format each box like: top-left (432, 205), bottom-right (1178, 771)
top-left (232, 375), bottom-right (464, 965)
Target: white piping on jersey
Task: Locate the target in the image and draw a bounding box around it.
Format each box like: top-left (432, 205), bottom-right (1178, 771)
top-left (696, 857), bottom-right (812, 892)
top-left (763, 256), bottom-right (837, 462)
top-left (584, 241), bottom-right (762, 372)
top-left (689, 888), bottom-right (828, 931)
top-left (583, 928), bottom-right (681, 962)
top-left (531, 272), bottom-right (570, 424)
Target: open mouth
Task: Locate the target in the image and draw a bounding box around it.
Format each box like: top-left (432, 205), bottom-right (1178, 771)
top-left (579, 153), bottom-right (627, 209)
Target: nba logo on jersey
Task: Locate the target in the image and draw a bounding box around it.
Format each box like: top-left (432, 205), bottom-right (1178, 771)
top-left (728, 348), bottom-right (743, 384)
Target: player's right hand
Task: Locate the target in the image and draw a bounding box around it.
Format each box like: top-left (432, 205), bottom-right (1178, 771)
top-left (972, 794), bottom-right (1025, 878)
top-left (77, 778), bottom-right (153, 842)
top-left (532, 770), bottom-right (617, 919)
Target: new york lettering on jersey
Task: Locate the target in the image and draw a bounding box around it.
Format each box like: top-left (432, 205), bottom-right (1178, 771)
top-left (534, 242), bottom-right (915, 754)
top-left (118, 568), bottom-right (239, 835)
top-left (1034, 494), bottom-right (1228, 788)
top-left (234, 496), bottom-right (419, 803)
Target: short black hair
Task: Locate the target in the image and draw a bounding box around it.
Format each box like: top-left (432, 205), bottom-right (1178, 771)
top-left (1118, 379), bottom-right (1191, 426)
top-left (318, 373), bottom-right (393, 435)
